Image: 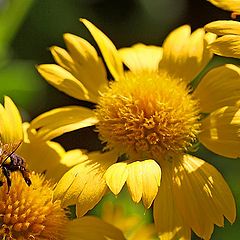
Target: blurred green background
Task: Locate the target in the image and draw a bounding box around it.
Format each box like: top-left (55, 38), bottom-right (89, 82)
top-left (0, 0), bottom-right (239, 239)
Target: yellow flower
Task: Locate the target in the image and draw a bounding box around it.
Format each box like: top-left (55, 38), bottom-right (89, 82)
top-left (205, 20), bottom-right (240, 58)
top-left (207, 0), bottom-right (240, 15)
top-left (0, 96), bottom-right (87, 183)
top-left (0, 172), bottom-right (125, 240)
top-left (36, 19), bottom-right (239, 239)
top-left (101, 201), bottom-right (157, 240)
top-left (17, 122), bottom-right (88, 182)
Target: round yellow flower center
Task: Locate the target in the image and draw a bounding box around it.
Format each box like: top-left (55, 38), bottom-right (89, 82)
top-left (96, 71), bottom-right (200, 160)
top-left (0, 172), bottom-right (68, 240)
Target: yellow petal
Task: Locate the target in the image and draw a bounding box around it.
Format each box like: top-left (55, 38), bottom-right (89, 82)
top-left (126, 161), bottom-right (143, 204)
top-left (205, 20), bottom-right (240, 35)
top-left (173, 155), bottom-right (236, 239)
top-left (67, 216), bottom-right (126, 240)
top-left (153, 165), bottom-right (191, 240)
top-left (54, 150), bottom-right (117, 217)
top-left (17, 122), bottom-right (87, 181)
top-left (49, 46), bottom-right (74, 72)
top-left (118, 43), bottom-right (163, 72)
top-left (159, 26), bottom-right (214, 82)
top-left (207, 0), bottom-right (240, 14)
top-left (30, 106), bottom-right (98, 141)
top-left (105, 162), bottom-right (128, 195)
top-left (199, 105), bottom-right (240, 158)
top-left (37, 64), bottom-right (92, 102)
top-left (126, 160), bottom-right (161, 208)
top-left (81, 18), bottom-right (124, 80)
top-left (141, 160), bottom-right (161, 208)
top-left (194, 64), bottom-right (240, 113)
top-left (63, 34), bottom-right (108, 97)
top-left (208, 35), bottom-right (240, 58)
top-left (0, 97), bottom-right (23, 161)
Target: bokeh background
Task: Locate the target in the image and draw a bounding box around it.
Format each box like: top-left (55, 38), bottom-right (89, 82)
top-left (0, 0), bottom-right (239, 239)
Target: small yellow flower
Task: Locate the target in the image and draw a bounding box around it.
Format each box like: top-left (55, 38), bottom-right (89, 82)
top-left (36, 20), bottom-right (239, 239)
top-left (0, 172), bottom-right (125, 240)
top-left (205, 20), bottom-right (240, 58)
top-left (101, 201), bottom-right (157, 240)
top-left (207, 0), bottom-right (240, 15)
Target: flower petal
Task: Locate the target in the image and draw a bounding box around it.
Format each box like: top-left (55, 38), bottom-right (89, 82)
top-left (0, 96), bottom-right (23, 143)
top-left (0, 97), bottom-right (23, 161)
top-left (173, 154), bottom-right (236, 239)
top-left (127, 160), bottom-right (161, 208)
top-left (194, 64), bottom-right (240, 113)
top-left (153, 165), bottom-right (191, 240)
top-left (63, 34), bottom-right (108, 97)
top-left (208, 35), bottom-right (240, 58)
top-left (199, 105), bottom-right (240, 158)
top-left (118, 43), bottom-right (163, 72)
top-left (54, 150), bottom-right (118, 217)
top-left (37, 64), bottom-right (93, 102)
top-left (81, 18), bottom-right (124, 80)
top-left (205, 20), bottom-right (240, 35)
top-left (207, 0), bottom-right (240, 14)
top-left (30, 106), bottom-right (98, 141)
top-left (67, 216), bottom-right (126, 240)
top-left (159, 26), bottom-right (215, 82)
top-left (17, 123), bottom-right (87, 181)
top-left (105, 162), bottom-right (128, 195)
top-left (141, 160), bottom-right (161, 208)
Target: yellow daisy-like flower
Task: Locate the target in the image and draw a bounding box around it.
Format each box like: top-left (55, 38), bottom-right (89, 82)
top-left (205, 20), bottom-right (240, 58)
top-left (35, 19), bottom-right (239, 239)
top-left (207, 0), bottom-right (240, 16)
top-left (0, 172), bottom-right (125, 240)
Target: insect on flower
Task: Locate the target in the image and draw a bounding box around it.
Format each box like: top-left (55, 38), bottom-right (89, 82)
top-left (0, 96), bottom-right (31, 190)
top-left (0, 143), bottom-right (31, 190)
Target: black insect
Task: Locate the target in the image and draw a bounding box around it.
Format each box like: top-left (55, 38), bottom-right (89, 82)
top-left (0, 143), bottom-right (31, 191)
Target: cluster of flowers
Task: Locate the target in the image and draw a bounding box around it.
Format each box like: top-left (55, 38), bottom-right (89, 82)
top-left (0, 0), bottom-right (239, 239)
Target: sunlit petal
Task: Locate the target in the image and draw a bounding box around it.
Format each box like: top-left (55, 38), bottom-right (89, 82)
top-left (118, 44), bottom-right (163, 72)
top-left (81, 18), bottom-right (124, 80)
top-left (54, 150), bottom-right (118, 217)
top-left (199, 105), bottom-right (240, 158)
top-left (194, 64), bottom-right (240, 113)
top-left (30, 106), bottom-right (98, 141)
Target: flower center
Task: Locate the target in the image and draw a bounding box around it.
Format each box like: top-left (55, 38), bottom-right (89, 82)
top-left (96, 71), bottom-right (200, 160)
top-left (0, 172), bottom-right (68, 240)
